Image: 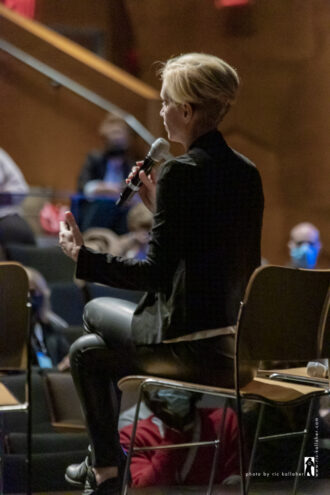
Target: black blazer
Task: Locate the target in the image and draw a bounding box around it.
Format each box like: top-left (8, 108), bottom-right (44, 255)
top-left (76, 130), bottom-right (264, 344)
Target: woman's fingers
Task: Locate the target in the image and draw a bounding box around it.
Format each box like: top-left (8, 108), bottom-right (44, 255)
top-left (59, 220), bottom-right (68, 232)
top-left (64, 211), bottom-right (79, 231)
top-left (148, 167), bottom-right (157, 183)
top-left (58, 211), bottom-right (83, 250)
top-left (126, 161), bottom-right (143, 183)
top-left (138, 170), bottom-right (157, 213)
top-left (138, 170), bottom-right (150, 187)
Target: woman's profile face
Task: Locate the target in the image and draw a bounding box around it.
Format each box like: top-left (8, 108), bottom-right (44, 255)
top-left (160, 83), bottom-right (186, 145)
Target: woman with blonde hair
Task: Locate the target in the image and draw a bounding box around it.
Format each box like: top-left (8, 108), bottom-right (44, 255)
top-left (60, 53), bottom-right (264, 494)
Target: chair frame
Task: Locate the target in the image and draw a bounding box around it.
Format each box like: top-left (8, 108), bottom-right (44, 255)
top-left (250, 281), bottom-right (330, 493)
top-left (0, 262), bottom-right (32, 495)
top-left (118, 266), bottom-right (330, 495)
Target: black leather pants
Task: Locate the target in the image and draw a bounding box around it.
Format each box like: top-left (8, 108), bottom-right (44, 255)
top-left (69, 297), bottom-right (235, 468)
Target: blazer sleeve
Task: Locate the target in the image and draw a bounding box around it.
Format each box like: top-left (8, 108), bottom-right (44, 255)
top-left (76, 160), bottom-right (187, 292)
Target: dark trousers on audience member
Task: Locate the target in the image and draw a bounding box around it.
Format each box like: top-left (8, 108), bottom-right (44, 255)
top-left (69, 298), bottom-right (235, 468)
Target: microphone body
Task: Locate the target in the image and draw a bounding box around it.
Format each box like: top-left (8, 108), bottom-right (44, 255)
top-left (116, 138), bottom-right (170, 207)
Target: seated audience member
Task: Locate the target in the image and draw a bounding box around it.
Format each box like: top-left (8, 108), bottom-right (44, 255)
top-left (116, 203), bottom-right (153, 260)
top-left (82, 228), bottom-right (123, 255)
top-left (25, 266), bottom-right (70, 370)
top-left (74, 114), bottom-right (135, 234)
top-left (288, 222), bottom-right (322, 269)
top-left (82, 203), bottom-right (152, 260)
top-left (67, 390), bottom-right (239, 489)
top-left (77, 114), bottom-right (134, 200)
top-left (120, 389), bottom-right (239, 487)
top-left (0, 148), bottom-right (36, 252)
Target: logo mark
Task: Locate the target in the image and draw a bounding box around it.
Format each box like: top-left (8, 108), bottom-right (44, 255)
top-left (304, 457), bottom-right (315, 476)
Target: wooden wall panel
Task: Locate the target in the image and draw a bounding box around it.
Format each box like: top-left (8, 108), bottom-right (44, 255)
top-left (0, 52), bottom-right (105, 191)
top-left (0, 4), bottom-right (160, 192)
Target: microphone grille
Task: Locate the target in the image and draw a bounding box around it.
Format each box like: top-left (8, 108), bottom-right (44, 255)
top-left (149, 138), bottom-right (170, 161)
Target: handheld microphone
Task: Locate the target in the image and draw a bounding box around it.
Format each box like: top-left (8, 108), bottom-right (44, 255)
top-left (116, 138), bottom-right (170, 207)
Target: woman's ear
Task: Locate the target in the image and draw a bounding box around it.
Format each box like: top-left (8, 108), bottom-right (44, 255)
top-left (182, 103), bottom-right (193, 122)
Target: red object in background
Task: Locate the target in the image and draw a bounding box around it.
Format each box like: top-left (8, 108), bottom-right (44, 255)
top-left (214, 0), bottom-right (250, 8)
top-left (3, 0), bottom-right (35, 18)
top-left (39, 203), bottom-right (67, 235)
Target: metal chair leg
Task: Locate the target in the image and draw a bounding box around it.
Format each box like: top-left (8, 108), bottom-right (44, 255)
top-left (0, 414), bottom-right (4, 495)
top-left (206, 399), bottom-right (229, 495)
top-left (26, 400), bottom-right (32, 495)
top-left (293, 398), bottom-right (315, 495)
top-left (236, 395), bottom-right (247, 495)
top-left (246, 403), bottom-right (265, 493)
top-left (26, 309), bottom-right (32, 495)
top-left (120, 384), bottom-right (144, 495)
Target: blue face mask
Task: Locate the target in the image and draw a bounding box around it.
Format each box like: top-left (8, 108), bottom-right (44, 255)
top-left (290, 243), bottom-right (319, 269)
top-left (156, 389), bottom-right (192, 419)
top-left (30, 293), bottom-right (44, 314)
top-left (145, 388), bottom-right (198, 430)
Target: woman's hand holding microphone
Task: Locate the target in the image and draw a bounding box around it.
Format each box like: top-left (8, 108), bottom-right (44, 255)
top-left (59, 163), bottom-right (157, 262)
top-left (126, 161), bottom-right (157, 214)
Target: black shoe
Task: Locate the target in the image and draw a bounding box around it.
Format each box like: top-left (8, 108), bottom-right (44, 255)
top-left (83, 468), bottom-right (121, 495)
top-left (65, 455), bottom-right (90, 487)
top-left (65, 449), bottom-right (128, 489)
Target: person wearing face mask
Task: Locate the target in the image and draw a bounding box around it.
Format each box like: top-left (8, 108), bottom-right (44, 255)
top-left (74, 114), bottom-right (136, 234)
top-left (77, 114), bottom-right (133, 199)
top-left (288, 222), bottom-right (322, 269)
top-left (25, 267), bottom-right (70, 369)
top-left (119, 388), bottom-right (239, 487)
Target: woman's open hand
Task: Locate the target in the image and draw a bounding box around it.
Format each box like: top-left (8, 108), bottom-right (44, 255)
top-left (59, 211), bottom-right (84, 262)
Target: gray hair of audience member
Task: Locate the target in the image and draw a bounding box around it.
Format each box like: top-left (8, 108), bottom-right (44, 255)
top-left (127, 202), bottom-right (153, 232)
top-left (289, 222), bottom-right (321, 246)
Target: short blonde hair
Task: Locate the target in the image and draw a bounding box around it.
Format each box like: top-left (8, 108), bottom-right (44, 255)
top-left (159, 53), bottom-right (239, 125)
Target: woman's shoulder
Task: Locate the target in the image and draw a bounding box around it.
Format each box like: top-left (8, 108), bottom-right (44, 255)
top-left (160, 153), bottom-right (196, 175)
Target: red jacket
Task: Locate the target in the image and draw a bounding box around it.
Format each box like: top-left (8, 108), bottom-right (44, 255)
top-left (120, 407), bottom-right (239, 487)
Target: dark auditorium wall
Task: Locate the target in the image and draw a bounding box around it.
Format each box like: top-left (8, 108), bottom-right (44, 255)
top-left (1, 0), bottom-right (329, 265)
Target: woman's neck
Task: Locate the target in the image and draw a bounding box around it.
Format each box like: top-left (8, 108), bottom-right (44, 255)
top-left (183, 125), bottom-right (216, 151)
